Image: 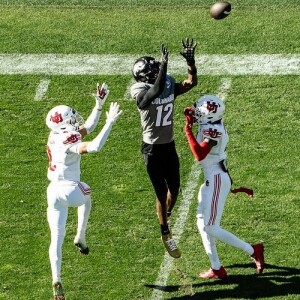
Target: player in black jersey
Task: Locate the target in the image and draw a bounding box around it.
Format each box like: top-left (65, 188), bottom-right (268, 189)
top-left (130, 39), bottom-right (197, 258)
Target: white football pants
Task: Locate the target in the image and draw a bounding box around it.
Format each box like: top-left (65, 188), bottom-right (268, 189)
top-left (196, 172), bottom-right (253, 270)
top-left (47, 181), bottom-right (92, 284)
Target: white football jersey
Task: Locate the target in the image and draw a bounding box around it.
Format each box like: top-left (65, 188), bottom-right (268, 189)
top-left (46, 131), bottom-right (82, 182)
top-left (196, 120), bottom-right (228, 175)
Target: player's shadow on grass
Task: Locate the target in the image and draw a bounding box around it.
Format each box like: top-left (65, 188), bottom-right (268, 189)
top-left (145, 263), bottom-right (300, 299)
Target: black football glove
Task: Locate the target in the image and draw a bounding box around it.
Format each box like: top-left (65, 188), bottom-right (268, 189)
top-left (180, 38), bottom-right (197, 66)
top-left (161, 44), bottom-right (169, 64)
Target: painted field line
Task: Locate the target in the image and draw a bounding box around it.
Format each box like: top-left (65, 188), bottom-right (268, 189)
top-left (0, 54), bottom-right (299, 75)
top-left (150, 79), bottom-right (232, 300)
top-left (34, 79), bottom-right (50, 101)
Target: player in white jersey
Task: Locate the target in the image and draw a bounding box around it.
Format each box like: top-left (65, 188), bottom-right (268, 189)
top-left (130, 39), bottom-right (197, 258)
top-left (184, 95), bottom-right (264, 279)
top-left (45, 83), bottom-right (122, 300)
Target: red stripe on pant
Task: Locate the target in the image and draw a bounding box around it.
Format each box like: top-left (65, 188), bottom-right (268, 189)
top-left (208, 174), bottom-right (221, 225)
top-left (78, 182), bottom-right (91, 195)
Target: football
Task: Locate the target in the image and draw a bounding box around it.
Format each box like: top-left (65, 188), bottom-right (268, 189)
top-left (210, 1), bottom-right (231, 20)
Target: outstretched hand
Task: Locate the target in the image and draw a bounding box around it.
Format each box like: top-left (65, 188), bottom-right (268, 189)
top-left (95, 82), bottom-right (110, 110)
top-left (180, 38), bottom-right (197, 66)
top-left (106, 102), bottom-right (123, 124)
top-left (161, 44), bottom-right (169, 64)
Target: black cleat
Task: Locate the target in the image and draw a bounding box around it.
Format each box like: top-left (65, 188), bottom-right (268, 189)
top-left (74, 242), bottom-right (90, 255)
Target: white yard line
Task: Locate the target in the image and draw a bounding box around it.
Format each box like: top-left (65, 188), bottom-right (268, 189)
top-left (34, 79), bottom-right (50, 101)
top-left (0, 54), bottom-right (299, 75)
top-left (150, 78), bottom-right (231, 300)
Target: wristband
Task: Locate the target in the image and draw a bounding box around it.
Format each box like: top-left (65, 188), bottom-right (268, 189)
top-left (187, 59), bottom-right (195, 67)
top-left (188, 68), bottom-right (197, 75)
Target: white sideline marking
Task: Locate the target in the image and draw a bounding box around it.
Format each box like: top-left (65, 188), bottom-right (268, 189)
top-left (0, 54), bottom-right (299, 75)
top-left (150, 79), bottom-right (231, 300)
top-left (34, 79), bottom-right (50, 101)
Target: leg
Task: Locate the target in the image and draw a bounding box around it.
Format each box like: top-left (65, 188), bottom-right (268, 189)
top-left (47, 205), bottom-right (68, 285)
top-left (74, 197), bottom-right (91, 254)
top-left (153, 178), bottom-right (181, 259)
top-left (156, 195), bottom-right (168, 228)
top-left (145, 151), bottom-right (169, 230)
top-left (204, 217), bottom-right (264, 274)
top-left (143, 147), bottom-right (180, 258)
top-left (203, 173), bottom-right (254, 254)
top-left (165, 178), bottom-right (180, 216)
top-left (196, 176), bottom-right (228, 279)
top-left (201, 172), bottom-right (264, 273)
top-left (197, 216), bottom-right (221, 270)
top-left (72, 182), bottom-right (92, 255)
top-left (165, 144), bottom-right (180, 215)
top-left (205, 225), bottom-right (253, 254)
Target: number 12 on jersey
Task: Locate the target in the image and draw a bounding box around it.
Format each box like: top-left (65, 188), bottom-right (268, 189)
top-left (155, 103), bottom-right (173, 127)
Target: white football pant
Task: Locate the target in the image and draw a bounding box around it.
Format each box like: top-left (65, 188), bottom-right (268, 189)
top-left (196, 172), bottom-right (253, 270)
top-left (47, 181), bottom-right (92, 283)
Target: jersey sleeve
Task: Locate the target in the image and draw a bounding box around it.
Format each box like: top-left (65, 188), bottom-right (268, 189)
top-left (130, 82), bottom-right (149, 100)
top-left (201, 124), bottom-right (223, 142)
top-left (63, 132), bottom-right (83, 154)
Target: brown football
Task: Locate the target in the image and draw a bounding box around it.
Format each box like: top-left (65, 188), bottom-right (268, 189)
top-left (210, 1), bottom-right (231, 20)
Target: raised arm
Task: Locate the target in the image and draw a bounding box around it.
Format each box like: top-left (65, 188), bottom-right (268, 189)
top-left (175, 38), bottom-right (198, 97)
top-left (77, 102), bottom-right (122, 154)
top-left (136, 45), bottom-right (169, 109)
top-left (79, 82), bottom-right (109, 138)
top-left (184, 107), bottom-right (216, 161)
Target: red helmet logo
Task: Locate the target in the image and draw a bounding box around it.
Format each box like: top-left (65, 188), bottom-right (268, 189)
top-left (50, 112), bottom-right (63, 124)
top-left (206, 101), bottom-right (218, 113)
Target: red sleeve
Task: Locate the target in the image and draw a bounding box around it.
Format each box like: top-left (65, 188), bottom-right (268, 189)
top-left (185, 126), bottom-right (212, 161)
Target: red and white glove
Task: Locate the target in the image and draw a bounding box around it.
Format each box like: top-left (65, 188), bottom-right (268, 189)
top-left (184, 106), bottom-right (195, 132)
top-left (95, 82), bottom-right (110, 110)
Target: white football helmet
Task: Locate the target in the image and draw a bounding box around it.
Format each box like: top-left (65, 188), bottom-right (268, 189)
top-left (46, 105), bottom-right (84, 133)
top-left (193, 95), bottom-right (225, 124)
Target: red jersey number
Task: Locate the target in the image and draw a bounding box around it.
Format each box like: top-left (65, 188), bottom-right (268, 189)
top-left (46, 146), bottom-right (56, 171)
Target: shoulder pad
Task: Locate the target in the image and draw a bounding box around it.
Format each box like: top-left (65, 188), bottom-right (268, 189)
top-left (201, 124), bottom-right (223, 140)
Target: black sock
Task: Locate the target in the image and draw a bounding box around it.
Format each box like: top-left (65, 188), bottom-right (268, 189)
top-left (167, 211), bottom-right (172, 218)
top-left (161, 225), bottom-right (170, 235)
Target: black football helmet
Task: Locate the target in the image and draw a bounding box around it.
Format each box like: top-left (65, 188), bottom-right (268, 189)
top-left (132, 56), bottom-right (161, 84)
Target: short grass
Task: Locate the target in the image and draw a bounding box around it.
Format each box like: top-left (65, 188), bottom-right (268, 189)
top-left (0, 1), bottom-right (299, 299)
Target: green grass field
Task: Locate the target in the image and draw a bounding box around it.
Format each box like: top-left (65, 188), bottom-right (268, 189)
top-left (0, 1), bottom-right (299, 299)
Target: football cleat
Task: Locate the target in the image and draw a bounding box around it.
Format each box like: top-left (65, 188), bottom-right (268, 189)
top-left (74, 239), bottom-right (89, 255)
top-left (199, 266), bottom-right (227, 279)
top-left (161, 234), bottom-right (181, 258)
top-left (52, 282), bottom-right (65, 300)
top-left (251, 243), bottom-right (265, 273)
